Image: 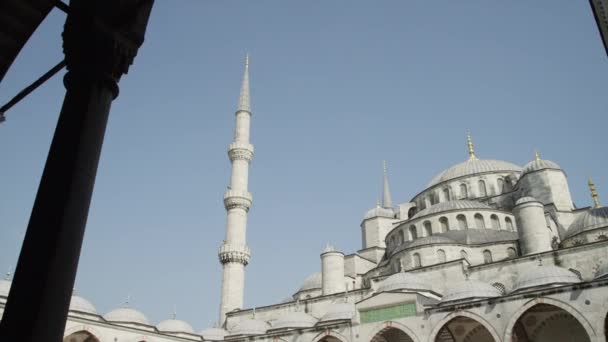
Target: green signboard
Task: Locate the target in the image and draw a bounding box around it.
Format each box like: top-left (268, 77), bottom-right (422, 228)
top-left (360, 303), bottom-right (417, 323)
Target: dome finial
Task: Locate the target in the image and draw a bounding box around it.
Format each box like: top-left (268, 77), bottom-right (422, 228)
top-left (375, 199), bottom-right (380, 208)
top-left (466, 131), bottom-right (477, 161)
top-left (534, 150), bottom-right (541, 162)
top-left (237, 53), bottom-right (251, 112)
top-left (382, 160), bottom-right (393, 208)
top-left (588, 177), bottom-right (601, 208)
top-left (172, 305), bottom-right (177, 319)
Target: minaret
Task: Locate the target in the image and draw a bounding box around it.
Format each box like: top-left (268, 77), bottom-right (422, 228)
top-left (382, 160), bottom-right (393, 208)
top-left (218, 54), bottom-right (254, 325)
top-left (467, 131), bottom-right (478, 161)
top-left (588, 177), bottom-right (601, 208)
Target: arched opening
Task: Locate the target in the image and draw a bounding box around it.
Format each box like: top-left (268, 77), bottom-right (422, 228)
top-left (408, 207), bottom-right (416, 219)
top-left (398, 230), bottom-right (405, 245)
top-left (460, 250), bottom-right (468, 262)
top-left (437, 249), bottom-right (446, 263)
top-left (497, 178), bottom-right (504, 193)
top-left (440, 217), bottom-right (449, 232)
top-left (63, 331), bottom-right (100, 342)
top-left (505, 217), bottom-right (514, 231)
top-left (490, 214), bottom-right (500, 229)
top-left (443, 188), bottom-right (451, 201)
top-left (460, 184), bottom-right (468, 199)
top-left (435, 316), bottom-right (496, 342)
top-left (318, 337), bottom-right (343, 342)
top-left (475, 213), bottom-right (485, 229)
top-left (478, 180), bottom-right (487, 197)
top-left (457, 214), bottom-right (468, 230)
top-left (371, 326), bottom-right (415, 342)
top-left (507, 247), bottom-right (517, 259)
top-left (413, 253), bottom-right (421, 268)
top-left (483, 249), bottom-right (492, 264)
top-left (409, 225), bottom-right (418, 240)
top-left (511, 304), bottom-right (591, 342)
top-left (424, 221), bottom-right (433, 236)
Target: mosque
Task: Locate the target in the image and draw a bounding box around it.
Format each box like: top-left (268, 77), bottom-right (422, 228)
top-left (1, 57), bottom-right (608, 342)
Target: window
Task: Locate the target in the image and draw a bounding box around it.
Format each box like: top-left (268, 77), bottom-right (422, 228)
top-left (491, 214), bottom-right (500, 229)
top-left (394, 260), bottom-right (402, 272)
top-left (459, 184), bottom-right (468, 199)
top-left (413, 253), bottom-right (421, 268)
top-left (474, 213), bottom-right (485, 229)
top-left (390, 236), bottom-right (395, 247)
top-left (497, 178), bottom-right (504, 193)
top-left (492, 282), bottom-right (506, 295)
top-left (398, 230), bottom-right (405, 244)
top-left (408, 207), bottom-right (416, 219)
top-left (437, 249), bottom-right (446, 263)
top-left (424, 221), bottom-right (432, 236)
top-left (439, 217), bottom-right (449, 232)
top-left (505, 217), bottom-right (514, 231)
top-left (483, 249), bottom-right (493, 264)
top-left (457, 214), bottom-right (468, 230)
top-left (507, 247), bottom-right (517, 259)
top-left (443, 188), bottom-right (450, 201)
top-left (478, 180), bottom-right (487, 197)
top-left (409, 225), bottom-right (418, 240)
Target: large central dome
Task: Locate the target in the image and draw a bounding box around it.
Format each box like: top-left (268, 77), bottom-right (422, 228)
top-left (428, 159), bottom-right (522, 187)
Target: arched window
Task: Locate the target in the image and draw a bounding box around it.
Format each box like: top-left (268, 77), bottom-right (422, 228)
top-left (483, 249), bottom-right (493, 264)
top-left (409, 225), bottom-right (418, 240)
top-left (478, 180), bottom-right (487, 197)
top-left (394, 260), bottom-right (401, 272)
top-left (492, 282), bottom-right (507, 295)
top-left (424, 221), bottom-right (432, 236)
top-left (497, 178), bottom-right (504, 193)
top-left (413, 253), bottom-right (421, 268)
top-left (459, 183), bottom-right (468, 199)
top-left (390, 236), bottom-right (395, 247)
top-left (429, 193), bottom-right (436, 205)
top-left (474, 213), bottom-right (485, 229)
top-left (407, 207), bottom-right (416, 219)
top-left (507, 247), bottom-right (517, 259)
top-left (491, 214), bottom-right (500, 229)
top-left (460, 250), bottom-right (468, 261)
top-left (443, 188), bottom-right (450, 201)
top-left (398, 230), bottom-right (405, 244)
top-left (457, 214), bottom-right (468, 230)
top-left (439, 216), bottom-right (449, 232)
top-left (505, 217), bottom-right (514, 231)
top-left (437, 249), bottom-right (446, 263)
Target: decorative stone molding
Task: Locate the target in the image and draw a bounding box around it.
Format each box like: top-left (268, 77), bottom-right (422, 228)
top-left (218, 243), bottom-right (251, 265)
top-left (224, 190), bottom-right (253, 211)
top-left (228, 142), bottom-right (254, 162)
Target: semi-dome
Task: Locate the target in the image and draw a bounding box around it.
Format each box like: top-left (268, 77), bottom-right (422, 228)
top-left (157, 319), bottom-right (195, 334)
top-left (377, 272), bottom-right (433, 292)
top-left (230, 318), bottom-right (270, 335)
top-left (200, 327), bottom-right (228, 340)
top-left (364, 206), bottom-right (395, 220)
top-left (522, 158), bottom-right (562, 174)
top-left (441, 280), bottom-right (501, 303)
top-left (515, 196), bottom-right (540, 205)
top-left (428, 159), bottom-right (522, 187)
top-left (513, 265), bottom-right (581, 292)
top-left (104, 307), bottom-right (150, 325)
top-left (69, 295), bottom-right (97, 314)
top-left (0, 279), bottom-right (11, 297)
top-left (319, 303), bottom-right (356, 323)
top-left (565, 207), bottom-right (608, 239)
top-left (271, 312), bottom-right (317, 329)
top-left (412, 200), bottom-right (492, 219)
top-left (297, 272), bottom-right (322, 292)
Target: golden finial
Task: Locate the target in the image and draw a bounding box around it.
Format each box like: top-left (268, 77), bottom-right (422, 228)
top-left (383, 160), bottom-right (387, 175)
top-left (588, 177), bottom-right (601, 208)
top-left (534, 150), bottom-right (541, 162)
top-left (466, 131), bottom-right (477, 161)
top-left (245, 53), bottom-right (250, 67)
top-left (376, 199), bottom-right (380, 208)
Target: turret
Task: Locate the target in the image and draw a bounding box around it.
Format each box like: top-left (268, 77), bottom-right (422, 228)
top-left (321, 244), bottom-right (345, 295)
top-left (513, 196), bottom-right (552, 255)
top-left (519, 152), bottom-right (573, 211)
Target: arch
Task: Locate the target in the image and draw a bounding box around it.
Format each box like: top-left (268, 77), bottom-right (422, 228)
top-left (475, 213), bottom-right (486, 229)
top-left (437, 249), bottom-right (446, 263)
top-left (483, 249), bottom-right (493, 264)
top-left (457, 214), bottom-right (468, 230)
top-left (413, 253), bottom-right (422, 268)
top-left (64, 326), bottom-right (103, 342)
top-left (439, 217), bottom-right (449, 233)
top-left (505, 217), bottom-right (514, 231)
top-left (504, 298), bottom-right (596, 342)
top-left (443, 187), bottom-right (451, 202)
top-left (460, 250), bottom-right (469, 262)
top-left (429, 311), bottom-right (501, 342)
top-left (460, 183), bottom-right (468, 199)
top-left (63, 330), bottom-right (101, 342)
top-left (367, 321), bottom-right (421, 342)
top-left (398, 230), bottom-right (405, 245)
top-left (311, 330), bottom-right (349, 342)
top-left (408, 207), bottom-right (417, 219)
top-left (490, 214), bottom-right (500, 229)
top-left (478, 180), bottom-right (487, 197)
top-left (424, 221), bottom-right (433, 237)
top-left (507, 247), bottom-right (517, 259)
top-left (409, 225), bottom-right (418, 240)
top-left (492, 282), bottom-right (507, 295)
top-left (497, 178), bottom-right (504, 193)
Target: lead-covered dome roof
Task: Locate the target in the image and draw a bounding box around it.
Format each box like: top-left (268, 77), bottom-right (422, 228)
top-left (522, 158), bottom-right (562, 174)
top-left (440, 280), bottom-right (501, 304)
top-left (69, 295), bottom-right (97, 314)
top-left (377, 272), bottom-right (433, 292)
top-left (412, 200), bottom-right (492, 219)
top-left (271, 312), bottom-right (317, 329)
top-left (428, 159), bottom-right (522, 188)
top-left (200, 327), bottom-right (228, 340)
top-left (565, 207), bottom-right (608, 239)
top-left (319, 303), bottom-right (356, 323)
top-left (230, 318), bottom-right (270, 335)
top-left (513, 265), bottom-right (580, 292)
top-left (157, 319), bottom-right (195, 334)
top-left (297, 272), bottom-right (322, 292)
top-left (104, 307), bottom-right (150, 325)
top-left (364, 206), bottom-right (395, 220)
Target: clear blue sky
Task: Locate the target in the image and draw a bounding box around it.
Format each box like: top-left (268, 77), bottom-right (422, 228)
top-left (1, 1), bottom-right (606, 331)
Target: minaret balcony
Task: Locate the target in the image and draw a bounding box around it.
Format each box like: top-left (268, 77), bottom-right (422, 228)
top-left (228, 142), bottom-right (254, 162)
top-left (223, 190), bottom-right (253, 211)
top-left (218, 243), bottom-right (251, 265)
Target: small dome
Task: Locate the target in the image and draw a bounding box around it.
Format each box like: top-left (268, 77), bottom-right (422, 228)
top-left (0, 279), bottom-right (11, 297)
top-left (297, 272), bottom-right (322, 292)
top-left (157, 319), bottom-right (195, 334)
top-left (412, 200), bottom-right (491, 219)
top-left (230, 318), bottom-right (270, 335)
top-left (364, 207), bottom-right (395, 220)
top-left (565, 207), bottom-right (608, 239)
top-left (271, 312), bottom-right (317, 329)
top-left (69, 295), bottom-right (97, 314)
top-left (441, 280), bottom-right (501, 303)
top-left (513, 265), bottom-right (581, 292)
top-left (522, 159), bottom-right (562, 174)
top-left (319, 303), bottom-right (356, 323)
top-left (378, 272), bottom-right (433, 293)
top-left (428, 159), bottom-right (522, 187)
top-left (200, 327), bottom-right (228, 340)
top-left (104, 307), bottom-right (150, 325)
top-left (595, 263), bottom-right (608, 279)
top-left (515, 196), bottom-right (540, 205)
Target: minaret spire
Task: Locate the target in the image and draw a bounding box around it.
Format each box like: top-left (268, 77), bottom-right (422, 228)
top-left (218, 54), bottom-right (255, 326)
top-left (534, 150), bottom-right (541, 162)
top-left (467, 131), bottom-right (478, 161)
top-left (382, 160), bottom-right (393, 208)
top-left (588, 177), bottom-right (601, 208)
